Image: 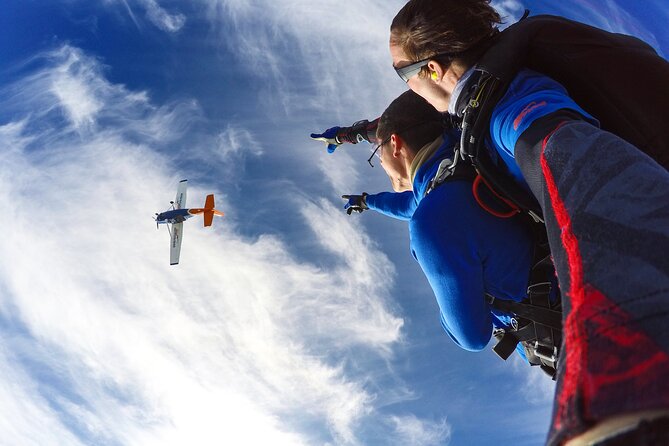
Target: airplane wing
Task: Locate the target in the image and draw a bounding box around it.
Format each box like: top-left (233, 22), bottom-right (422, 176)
top-left (175, 179), bottom-right (187, 209)
top-left (170, 222), bottom-right (184, 265)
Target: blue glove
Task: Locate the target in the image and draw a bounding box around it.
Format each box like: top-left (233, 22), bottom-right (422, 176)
top-left (310, 126), bottom-right (341, 153)
top-left (342, 193), bottom-right (369, 215)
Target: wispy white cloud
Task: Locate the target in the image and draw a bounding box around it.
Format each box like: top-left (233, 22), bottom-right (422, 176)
top-left (197, 0), bottom-right (408, 206)
top-left (101, 0), bottom-right (186, 33)
top-left (4, 45), bottom-right (200, 142)
top-left (50, 64), bottom-right (103, 128)
top-left (300, 199), bottom-right (403, 351)
top-left (140, 0), bottom-right (186, 32)
top-left (509, 355), bottom-right (556, 406)
top-left (390, 414), bottom-right (452, 446)
top-left (317, 151), bottom-right (363, 205)
top-left (216, 124), bottom-right (264, 158)
top-left (6, 46), bottom-right (105, 130)
top-left (118, 0), bottom-right (143, 30)
top-left (0, 343), bottom-right (85, 446)
top-left (0, 45), bottom-right (417, 444)
top-left (186, 123), bottom-right (266, 181)
top-left (201, 0), bottom-right (406, 118)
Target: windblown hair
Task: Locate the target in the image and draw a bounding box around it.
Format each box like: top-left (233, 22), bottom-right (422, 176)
top-left (377, 90), bottom-right (444, 153)
top-left (391, 0), bottom-right (502, 76)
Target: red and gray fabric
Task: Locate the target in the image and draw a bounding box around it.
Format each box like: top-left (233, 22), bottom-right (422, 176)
top-left (453, 13), bottom-right (669, 442)
top-left (516, 120), bottom-right (669, 445)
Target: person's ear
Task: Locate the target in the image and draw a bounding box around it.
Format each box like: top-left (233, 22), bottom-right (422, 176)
top-left (390, 134), bottom-right (403, 158)
top-left (391, 134), bottom-right (414, 160)
top-left (427, 60), bottom-right (446, 82)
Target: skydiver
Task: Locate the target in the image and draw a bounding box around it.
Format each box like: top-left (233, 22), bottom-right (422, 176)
top-left (388, 1), bottom-right (669, 444)
top-left (312, 90), bottom-right (561, 376)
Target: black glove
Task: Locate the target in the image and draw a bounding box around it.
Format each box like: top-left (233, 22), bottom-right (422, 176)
top-left (342, 193), bottom-right (369, 215)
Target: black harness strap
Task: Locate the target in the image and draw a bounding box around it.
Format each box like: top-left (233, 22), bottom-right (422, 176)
top-left (486, 253), bottom-right (562, 379)
top-left (424, 119), bottom-right (563, 377)
top-left (486, 292), bottom-right (561, 331)
top-left (459, 71), bottom-right (545, 223)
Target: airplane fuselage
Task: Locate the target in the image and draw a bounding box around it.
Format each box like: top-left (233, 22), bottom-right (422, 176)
top-left (156, 208), bottom-right (195, 225)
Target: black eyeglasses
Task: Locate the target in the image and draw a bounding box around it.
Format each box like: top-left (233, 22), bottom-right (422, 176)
top-left (394, 51), bottom-right (460, 82)
top-left (367, 120), bottom-right (443, 167)
top-left (367, 135), bottom-right (391, 167)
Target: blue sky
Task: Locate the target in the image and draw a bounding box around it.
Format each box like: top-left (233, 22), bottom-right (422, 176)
top-left (1, 1), bottom-right (666, 445)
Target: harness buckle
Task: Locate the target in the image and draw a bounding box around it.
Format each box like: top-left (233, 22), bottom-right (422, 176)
top-left (533, 341), bottom-right (557, 363)
top-left (425, 157), bottom-right (456, 196)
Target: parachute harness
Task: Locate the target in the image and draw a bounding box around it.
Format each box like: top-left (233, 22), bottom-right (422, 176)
top-left (426, 67), bottom-right (562, 378)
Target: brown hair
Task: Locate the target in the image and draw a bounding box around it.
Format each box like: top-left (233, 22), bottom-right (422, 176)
top-left (377, 90), bottom-right (444, 153)
top-left (390, 0), bottom-right (501, 76)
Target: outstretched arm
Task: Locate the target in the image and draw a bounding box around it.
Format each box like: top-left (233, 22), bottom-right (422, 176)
top-left (365, 191), bottom-right (416, 221)
top-left (342, 191), bottom-right (416, 221)
top-left (311, 118), bottom-right (380, 153)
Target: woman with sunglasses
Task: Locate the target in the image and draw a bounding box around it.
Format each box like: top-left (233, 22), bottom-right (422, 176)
top-left (388, 1), bottom-right (669, 444)
top-left (312, 90), bottom-right (559, 369)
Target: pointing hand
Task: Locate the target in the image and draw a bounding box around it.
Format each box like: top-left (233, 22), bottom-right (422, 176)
top-left (342, 193), bottom-right (369, 215)
top-left (310, 126), bottom-right (341, 153)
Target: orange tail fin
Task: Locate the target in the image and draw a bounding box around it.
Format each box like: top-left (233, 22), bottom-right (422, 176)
top-left (202, 194), bottom-right (224, 227)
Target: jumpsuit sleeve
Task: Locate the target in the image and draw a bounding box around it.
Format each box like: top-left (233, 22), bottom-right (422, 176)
top-left (365, 191), bottom-right (416, 221)
top-left (490, 70), bottom-right (598, 160)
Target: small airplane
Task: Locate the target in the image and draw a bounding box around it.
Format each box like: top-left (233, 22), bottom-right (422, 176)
top-left (154, 179), bottom-right (224, 265)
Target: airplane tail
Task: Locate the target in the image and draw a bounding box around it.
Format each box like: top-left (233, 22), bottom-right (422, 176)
top-left (203, 194), bottom-right (224, 227)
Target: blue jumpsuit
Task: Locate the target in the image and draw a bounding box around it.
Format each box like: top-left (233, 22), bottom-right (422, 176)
top-left (365, 132), bottom-right (535, 353)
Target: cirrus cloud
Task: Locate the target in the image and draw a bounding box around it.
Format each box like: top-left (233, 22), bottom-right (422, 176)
top-left (0, 44), bottom-right (417, 445)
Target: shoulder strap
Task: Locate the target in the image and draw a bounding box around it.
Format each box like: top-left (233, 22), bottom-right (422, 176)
top-left (475, 13), bottom-right (669, 168)
top-left (459, 73), bottom-right (545, 222)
